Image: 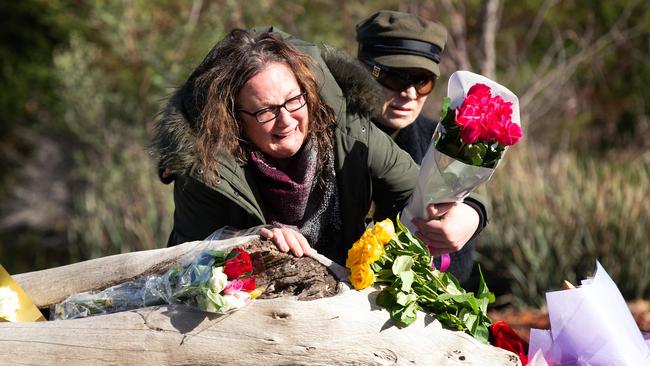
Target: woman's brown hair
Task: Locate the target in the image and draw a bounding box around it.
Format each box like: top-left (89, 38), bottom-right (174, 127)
top-left (181, 29), bottom-right (336, 185)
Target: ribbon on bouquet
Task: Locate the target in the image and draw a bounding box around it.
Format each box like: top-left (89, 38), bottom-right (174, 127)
top-left (432, 252), bottom-right (451, 272)
top-left (424, 240), bottom-right (450, 272)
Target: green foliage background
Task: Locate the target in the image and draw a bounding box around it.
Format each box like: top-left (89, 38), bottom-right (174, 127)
top-left (0, 0), bottom-right (648, 308)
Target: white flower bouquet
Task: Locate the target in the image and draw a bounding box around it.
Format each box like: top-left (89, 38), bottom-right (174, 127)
top-left (52, 247), bottom-right (262, 320)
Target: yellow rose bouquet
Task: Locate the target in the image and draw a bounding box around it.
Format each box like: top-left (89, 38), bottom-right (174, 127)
top-left (345, 219), bottom-right (394, 290)
top-left (346, 218), bottom-right (494, 343)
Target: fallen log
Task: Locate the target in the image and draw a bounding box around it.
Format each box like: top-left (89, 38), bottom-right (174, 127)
top-left (2, 237), bottom-right (520, 365)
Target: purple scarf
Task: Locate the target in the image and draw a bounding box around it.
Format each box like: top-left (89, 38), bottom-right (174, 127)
top-left (249, 143), bottom-right (316, 224)
top-left (248, 138), bottom-right (340, 246)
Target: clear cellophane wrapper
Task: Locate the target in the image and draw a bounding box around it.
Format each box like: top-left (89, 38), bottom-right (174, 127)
top-left (400, 70), bottom-right (520, 234)
top-left (52, 234), bottom-right (259, 320)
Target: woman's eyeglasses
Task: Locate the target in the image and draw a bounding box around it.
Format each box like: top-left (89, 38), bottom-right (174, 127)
top-left (362, 59), bottom-right (435, 96)
top-left (237, 92), bottom-right (307, 123)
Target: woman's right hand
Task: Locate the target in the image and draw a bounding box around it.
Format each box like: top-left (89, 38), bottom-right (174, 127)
top-left (259, 226), bottom-right (312, 258)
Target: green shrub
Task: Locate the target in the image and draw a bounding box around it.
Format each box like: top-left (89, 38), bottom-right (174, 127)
top-left (67, 146), bottom-right (173, 259)
top-left (54, 35), bottom-right (173, 261)
top-left (479, 143), bottom-right (650, 307)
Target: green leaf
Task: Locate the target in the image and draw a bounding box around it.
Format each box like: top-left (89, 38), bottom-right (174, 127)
top-left (479, 297), bottom-right (490, 314)
top-left (399, 270), bottom-right (414, 292)
top-left (444, 284), bottom-right (464, 296)
top-left (472, 323), bottom-right (490, 344)
top-left (476, 266), bottom-right (496, 308)
top-left (224, 249), bottom-right (240, 262)
top-left (476, 265), bottom-right (489, 297)
top-left (390, 301), bottom-right (419, 327)
top-left (401, 301), bottom-right (419, 325)
top-left (395, 215), bottom-right (422, 246)
top-left (373, 268), bottom-right (395, 282)
top-left (205, 288), bottom-right (226, 309)
top-left (392, 255), bottom-right (414, 275)
top-left (464, 313), bottom-right (478, 332)
top-left (465, 144), bottom-right (485, 166)
top-left (395, 291), bottom-right (417, 306)
top-left (467, 296), bottom-right (479, 313)
top-left (376, 288), bottom-right (396, 308)
top-left (366, 216), bottom-right (495, 343)
top-left (210, 250), bottom-right (228, 267)
top-left (438, 293), bottom-right (471, 303)
top-left (439, 97), bottom-right (452, 121)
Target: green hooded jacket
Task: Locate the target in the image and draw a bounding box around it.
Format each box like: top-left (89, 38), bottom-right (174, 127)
top-left (152, 29), bottom-right (424, 264)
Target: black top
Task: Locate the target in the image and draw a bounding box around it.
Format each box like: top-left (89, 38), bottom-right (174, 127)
top-left (392, 114), bottom-right (437, 164)
top-left (374, 114), bottom-right (485, 284)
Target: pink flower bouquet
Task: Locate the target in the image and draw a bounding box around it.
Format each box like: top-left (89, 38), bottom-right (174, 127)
top-left (401, 70), bottom-right (522, 242)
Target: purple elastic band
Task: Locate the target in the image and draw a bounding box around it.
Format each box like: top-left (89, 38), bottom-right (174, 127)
top-left (427, 245), bottom-right (451, 272)
top-left (439, 253), bottom-right (451, 272)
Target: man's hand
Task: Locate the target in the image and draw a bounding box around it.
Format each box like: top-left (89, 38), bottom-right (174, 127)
top-left (411, 202), bottom-right (479, 257)
top-left (259, 226), bottom-right (313, 258)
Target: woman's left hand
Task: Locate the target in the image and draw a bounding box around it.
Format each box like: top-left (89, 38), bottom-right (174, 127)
top-left (411, 202), bottom-right (479, 258)
top-left (259, 226), bottom-right (313, 258)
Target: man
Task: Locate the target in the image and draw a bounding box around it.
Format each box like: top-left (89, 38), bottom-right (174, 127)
top-left (356, 10), bottom-right (447, 164)
top-left (356, 10), bottom-right (487, 284)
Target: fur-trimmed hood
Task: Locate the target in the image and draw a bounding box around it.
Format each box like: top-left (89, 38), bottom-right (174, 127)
top-left (151, 41), bottom-right (383, 180)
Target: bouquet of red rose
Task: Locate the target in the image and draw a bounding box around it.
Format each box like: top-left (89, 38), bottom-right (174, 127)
top-left (401, 70), bottom-right (522, 245)
top-left (52, 247), bottom-right (261, 320)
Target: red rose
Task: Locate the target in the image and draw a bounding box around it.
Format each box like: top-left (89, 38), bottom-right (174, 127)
top-left (455, 83), bottom-right (519, 147)
top-left (489, 321), bottom-right (529, 365)
top-left (239, 277), bottom-right (256, 292)
top-left (460, 120), bottom-right (482, 144)
top-left (495, 120), bottom-right (522, 146)
top-left (455, 98), bottom-right (483, 129)
top-left (223, 248), bottom-right (253, 279)
top-left (467, 83), bottom-right (492, 99)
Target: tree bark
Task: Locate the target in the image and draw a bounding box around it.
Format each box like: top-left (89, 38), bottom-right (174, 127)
top-left (480, 0), bottom-right (501, 79)
top-left (4, 237), bottom-right (520, 366)
top-left (440, 0), bottom-right (472, 71)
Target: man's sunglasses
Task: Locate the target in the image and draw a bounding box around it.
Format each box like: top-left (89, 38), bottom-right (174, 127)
top-left (362, 59), bottom-right (435, 96)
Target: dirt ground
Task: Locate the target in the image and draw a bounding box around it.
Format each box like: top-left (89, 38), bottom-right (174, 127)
top-left (488, 299), bottom-right (650, 343)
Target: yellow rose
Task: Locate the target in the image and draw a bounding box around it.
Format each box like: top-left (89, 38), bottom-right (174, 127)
top-left (372, 219), bottom-right (395, 245)
top-left (349, 264), bottom-right (375, 290)
top-left (346, 241), bottom-right (364, 268)
top-left (346, 221), bottom-right (393, 268)
top-left (363, 236), bottom-right (385, 263)
top-left (346, 236), bottom-right (385, 269)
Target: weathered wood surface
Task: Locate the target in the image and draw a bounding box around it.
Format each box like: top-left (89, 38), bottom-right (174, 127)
top-left (3, 237), bottom-right (521, 366)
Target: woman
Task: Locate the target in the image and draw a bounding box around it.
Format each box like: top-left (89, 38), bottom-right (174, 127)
top-left (152, 29), bottom-right (480, 266)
